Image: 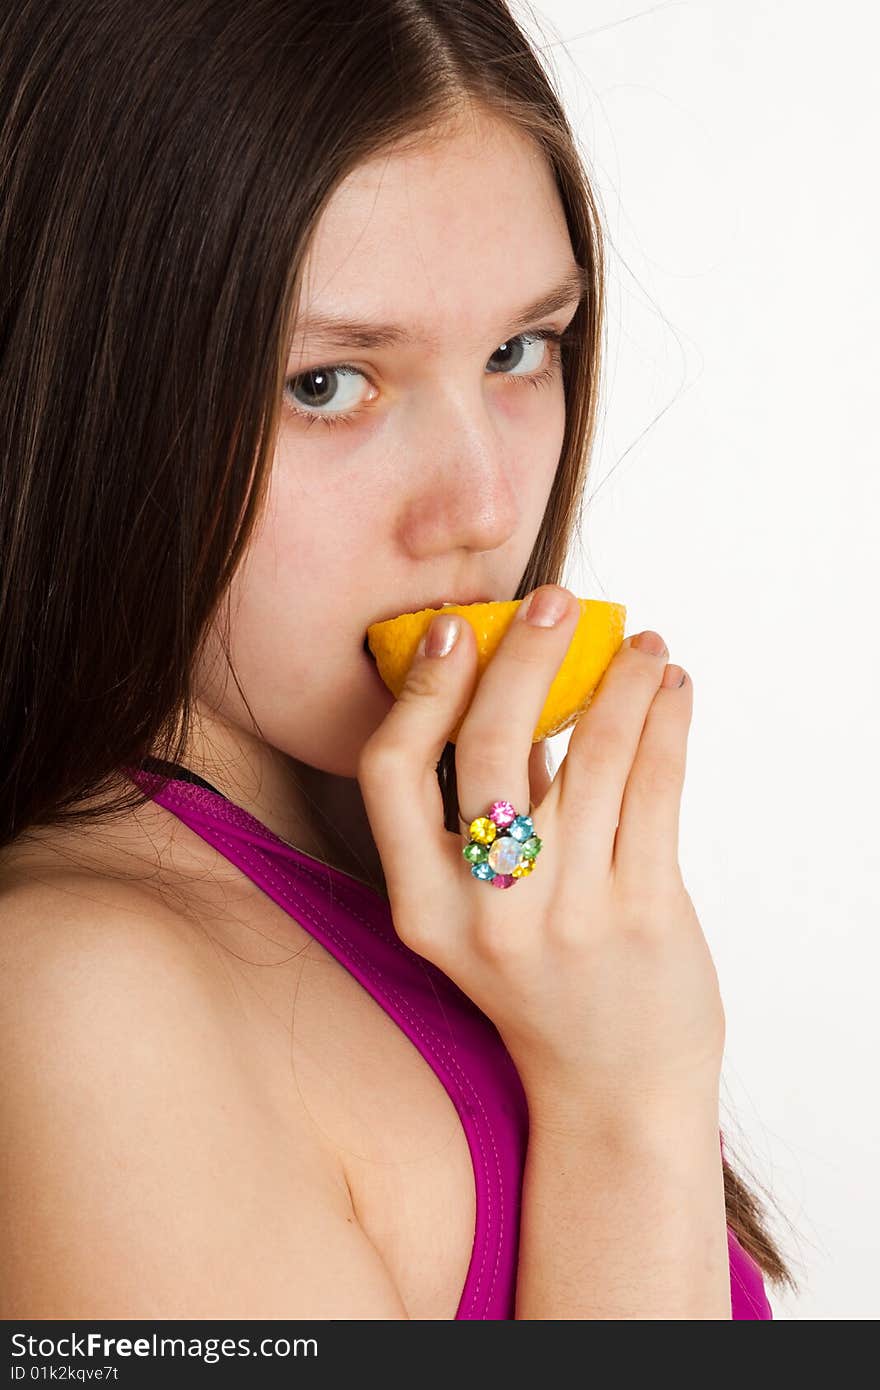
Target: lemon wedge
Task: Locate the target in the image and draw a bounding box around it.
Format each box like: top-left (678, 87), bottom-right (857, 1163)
top-left (366, 597), bottom-right (626, 744)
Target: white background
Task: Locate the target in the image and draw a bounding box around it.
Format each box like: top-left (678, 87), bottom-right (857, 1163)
top-left (520, 0), bottom-right (879, 1318)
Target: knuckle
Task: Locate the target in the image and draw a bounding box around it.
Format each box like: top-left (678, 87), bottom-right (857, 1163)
top-left (638, 752), bottom-right (683, 796)
top-left (582, 713), bottom-right (629, 758)
top-left (391, 904), bottom-right (429, 951)
top-left (496, 639), bottom-right (546, 672)
top-left (357, 737), bottom-right (403, 780)
top-left (580, 739), bottom-right (621, 783)
top-left (544, 903), bottom-right (599, 952)
top-left (615, 872), bottom-right (686, 927)
top-left (472, 913), bottom-right (531, 967)
top-left (455, 738), bottom-right (508, 779)
top-left (617, 891), bottom-right (675, 940)
top-left (609, 647), bottom-right (660, 690)
top-left (635, 661), bottom-right (668, 689)
top-left (400, 662), bottom-right (446, 701)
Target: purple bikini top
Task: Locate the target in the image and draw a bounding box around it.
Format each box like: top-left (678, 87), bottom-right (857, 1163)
top-left (124, 762), bottom-right (772, 1320)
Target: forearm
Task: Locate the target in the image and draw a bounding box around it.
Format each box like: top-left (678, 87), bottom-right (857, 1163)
top-left (514, 1103), bottom-right (731, 1319)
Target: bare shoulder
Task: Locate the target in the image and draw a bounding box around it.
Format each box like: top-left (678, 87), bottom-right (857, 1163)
top-left (0, 851), bottom-right (228, 1010)
top-left (0, 858), bottom-right (410, 1319)
top-left (0, 796), bottom-right (284, 1011)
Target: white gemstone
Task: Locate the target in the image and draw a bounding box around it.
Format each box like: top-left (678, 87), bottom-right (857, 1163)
top-left (487, 836), bottom-right (521, 874)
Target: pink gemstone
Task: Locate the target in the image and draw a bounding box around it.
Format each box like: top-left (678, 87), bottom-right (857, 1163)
top-left (489, 800), bottom-right (516, 828)
top-left (491, 873), bottom-right (515, 889)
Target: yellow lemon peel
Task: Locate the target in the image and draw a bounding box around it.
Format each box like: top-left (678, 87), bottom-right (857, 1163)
top-left (366, 597), bottom-right (627, 744)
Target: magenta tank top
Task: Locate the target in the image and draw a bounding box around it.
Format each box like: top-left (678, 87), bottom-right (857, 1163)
top-left (124, 764), bottom-right (773, 1320)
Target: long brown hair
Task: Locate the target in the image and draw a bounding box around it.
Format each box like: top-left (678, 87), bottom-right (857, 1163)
top-left (0, 0), bottom-right (797, 1294)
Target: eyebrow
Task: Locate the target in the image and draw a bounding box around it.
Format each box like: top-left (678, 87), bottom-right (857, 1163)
top-left (293, 263), bottom-right (590, 353)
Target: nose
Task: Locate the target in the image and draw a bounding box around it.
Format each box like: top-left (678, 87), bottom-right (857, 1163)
top-left (397, 389), bottom-right (520, 558)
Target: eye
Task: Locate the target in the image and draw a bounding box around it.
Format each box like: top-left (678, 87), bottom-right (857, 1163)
top-left (283, 364), bottom-right (376, 425)
top-left (486, 333), bottom-right (552, 376)
top-left (282, 328), bottom-right (568, 432)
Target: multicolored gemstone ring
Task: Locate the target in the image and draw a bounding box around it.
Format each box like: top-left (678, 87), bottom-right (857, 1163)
top-left (461, 800), bottom-right (543, 889)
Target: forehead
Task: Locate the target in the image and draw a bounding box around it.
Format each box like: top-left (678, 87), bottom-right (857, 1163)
top-left (296, 115), bottom-right (574, 345)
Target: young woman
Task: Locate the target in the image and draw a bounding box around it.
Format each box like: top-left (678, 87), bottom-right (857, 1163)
top-left (0, 0), bottom-right (795, 1318)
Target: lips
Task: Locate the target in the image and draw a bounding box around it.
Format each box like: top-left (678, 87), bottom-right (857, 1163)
top-left (425, 596), bottom-right (493, 612)
top-left (369, 595), bottom-right (493, 627)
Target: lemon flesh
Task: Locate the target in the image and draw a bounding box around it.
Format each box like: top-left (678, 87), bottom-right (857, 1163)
top-left (365, 597), bottom-right (627, 744)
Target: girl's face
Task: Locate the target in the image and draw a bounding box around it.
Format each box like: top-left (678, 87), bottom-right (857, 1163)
top-left (193, 111), bottom-right (585, 789)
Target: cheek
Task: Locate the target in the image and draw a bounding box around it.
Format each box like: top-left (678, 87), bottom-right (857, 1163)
top-left (498, 380), bottom-right (567, 492)
top-left (193, 488), bottom-right (394, 776)
top-left (228, 491), bottom-right (354, 679)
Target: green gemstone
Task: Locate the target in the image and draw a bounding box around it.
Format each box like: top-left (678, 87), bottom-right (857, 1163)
top-left (521, 835), bottom-right (542, 860)
top-left (463, 842), bottom-right (488, 864)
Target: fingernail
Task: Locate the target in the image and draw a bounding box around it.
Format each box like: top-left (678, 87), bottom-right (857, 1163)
top-left (424, 613), bottom-right (461, 658)
top-left (518, 586), bottom-right (569, 628)
top-left (661, 663), bottom-right (686, 689)
top-left (631, 629), bottom-right (668, 656)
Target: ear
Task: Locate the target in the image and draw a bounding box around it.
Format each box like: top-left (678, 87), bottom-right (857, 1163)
top-left (528, 738), bottom-right (554, 810)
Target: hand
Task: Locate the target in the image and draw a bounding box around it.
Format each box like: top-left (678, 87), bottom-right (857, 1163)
top-left (357, 585), bottom-right (725, 1126)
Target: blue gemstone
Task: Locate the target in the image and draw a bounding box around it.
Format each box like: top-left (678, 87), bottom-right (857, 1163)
top-left (472, 862), bottom-right (495, 881)
top-left (509, 815), bottom-right (534, 842)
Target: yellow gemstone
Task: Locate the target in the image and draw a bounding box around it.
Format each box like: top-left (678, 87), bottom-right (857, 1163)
top-left (511, 857), bottom-right (536, 878)
top-left (469, 816), bottom-right (497, 845)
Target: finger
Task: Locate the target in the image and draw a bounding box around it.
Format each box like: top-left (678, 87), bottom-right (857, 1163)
top-left (612, 664), bottom-right (693, 886)
top-left (455, 584), bottom-right (580, 829)
top-left (456, 734), bottom-right (555, 849)
top-left (357, 611), bottom-right (479, 906)
top-left (557, 630), bottom-right (671, 876)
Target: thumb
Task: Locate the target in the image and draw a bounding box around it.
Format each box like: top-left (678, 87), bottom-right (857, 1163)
top-left (362, 610), bottom-right (478, 776)
top-left (357, 612), bottom-right (479, 901)
top-left (395, 610), bottom-right (480, 766)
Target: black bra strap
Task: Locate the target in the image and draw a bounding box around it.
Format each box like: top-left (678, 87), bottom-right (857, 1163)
top-left (138, 756), bottom-right (227, 800)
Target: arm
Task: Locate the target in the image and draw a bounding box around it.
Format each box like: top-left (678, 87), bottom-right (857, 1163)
top-left (514, 1105), bottom-right (732, 1319)
top-left (0, 879), bottom-right (410, 1320)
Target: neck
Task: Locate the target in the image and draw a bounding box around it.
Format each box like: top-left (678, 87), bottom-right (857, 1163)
top-left (161, 703), bottom-right (389, 897)
top-left (287, 759), bottom-right (388, 896)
